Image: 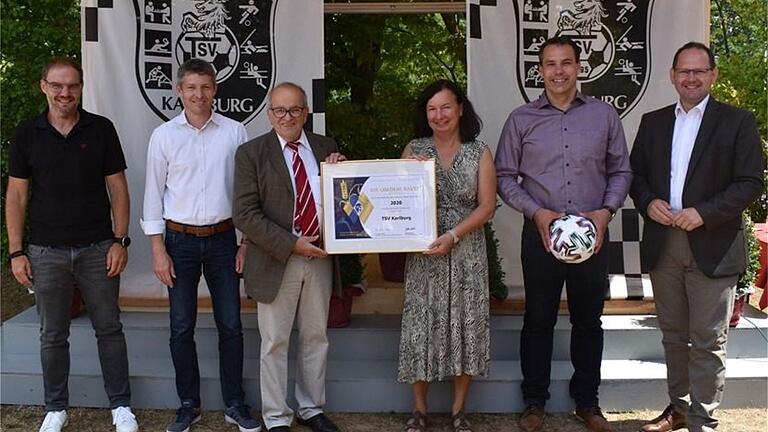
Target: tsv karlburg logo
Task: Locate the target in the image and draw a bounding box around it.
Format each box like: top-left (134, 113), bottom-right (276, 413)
top-left (513, 0), bottom-right (653, 118)
top-left (135, 0), bottom-right (276, 124)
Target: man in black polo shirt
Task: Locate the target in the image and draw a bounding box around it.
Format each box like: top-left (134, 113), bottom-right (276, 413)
top-left (5, 57), bottom-right (138, 432)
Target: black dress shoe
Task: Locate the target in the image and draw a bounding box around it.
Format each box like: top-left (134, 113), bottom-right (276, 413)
top-left (268, 427), bottom-right (290, 432)
top-left (297, 413), bottom-right (340, 432)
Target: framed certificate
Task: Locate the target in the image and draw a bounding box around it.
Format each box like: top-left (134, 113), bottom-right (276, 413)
top-left (320, 159), bottom-right (438, 254)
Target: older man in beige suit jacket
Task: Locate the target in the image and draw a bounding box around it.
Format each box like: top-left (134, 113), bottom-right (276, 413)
top-left (233, 82), bottom-right (344, 432)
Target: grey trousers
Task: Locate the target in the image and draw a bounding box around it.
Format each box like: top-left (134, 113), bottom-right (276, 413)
top-left (257, 254), bottom-right (333, 430)
top-left (650, 229), bottom-right (736, 432)
top-left (28, 240), bottom-right (131, 411)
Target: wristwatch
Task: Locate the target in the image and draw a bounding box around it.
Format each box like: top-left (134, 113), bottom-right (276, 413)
top-left (113, 236), bottom-right (132, 248)
top-left (602, 206), bottom-right (617, 219)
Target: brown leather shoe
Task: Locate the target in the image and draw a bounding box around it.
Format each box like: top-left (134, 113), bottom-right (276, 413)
top-left (640, 405), bottom-right (686, 432)
top-left (519, 405), bottom-right (545, 432)
top-left (575, 406), bottom-right (613, 432)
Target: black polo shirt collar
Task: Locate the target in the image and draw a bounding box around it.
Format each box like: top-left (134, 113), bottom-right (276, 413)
top-left (33, 106), bottom-right (94, 137)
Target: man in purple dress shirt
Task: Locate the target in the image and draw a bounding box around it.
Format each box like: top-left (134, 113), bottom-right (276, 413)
top-left (495, 36), bottom-right (632, 432)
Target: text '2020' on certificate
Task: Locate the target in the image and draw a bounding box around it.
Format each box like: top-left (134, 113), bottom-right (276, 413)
top-left (320, 159), bottom-right (437, 254)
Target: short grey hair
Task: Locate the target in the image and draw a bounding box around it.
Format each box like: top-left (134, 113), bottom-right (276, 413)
top-left (268, 82), bottom-right (308, 107)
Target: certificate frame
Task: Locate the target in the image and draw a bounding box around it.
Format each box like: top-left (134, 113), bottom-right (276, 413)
top-left (320, 159), bottom-right (437, 254)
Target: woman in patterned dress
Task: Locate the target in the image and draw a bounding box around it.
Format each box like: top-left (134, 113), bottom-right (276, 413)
top-left (398, 80), bottom-right (497, 432)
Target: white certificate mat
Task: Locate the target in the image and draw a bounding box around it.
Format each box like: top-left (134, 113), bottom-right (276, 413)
top-left (321, 159), bottom-right (438, 254)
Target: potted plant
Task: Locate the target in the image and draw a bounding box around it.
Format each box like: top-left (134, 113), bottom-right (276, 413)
top-left (729, 214), bottom-right (760, 327)
top-left (328, 253), bottom-right (366, 328)
top-left (485, 220), bottom-right (508, 301)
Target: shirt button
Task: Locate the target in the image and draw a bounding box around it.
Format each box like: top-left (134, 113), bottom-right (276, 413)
top-left (566, 163), bottom-right (570, 167)
top-left (564, 127), bottom-right (568, 131)
top-left (565, 145), bottom-right (569, 148)
top-left (567, 181), bottom-right (571, 185)
top-left (568, 200), bottom-right (572, 204)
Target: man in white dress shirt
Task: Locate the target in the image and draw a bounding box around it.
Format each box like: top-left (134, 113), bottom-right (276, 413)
top-left (630, 42), bottom-right (764, 432)
top-left (142, 58), bottom-right (261, 432)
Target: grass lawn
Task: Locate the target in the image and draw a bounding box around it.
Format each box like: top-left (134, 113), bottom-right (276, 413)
top-left (1, 405), bottom-right (766, 431)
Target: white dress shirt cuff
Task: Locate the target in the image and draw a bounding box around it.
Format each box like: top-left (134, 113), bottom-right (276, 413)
top-left (140, 219), bottom-right (166, 236)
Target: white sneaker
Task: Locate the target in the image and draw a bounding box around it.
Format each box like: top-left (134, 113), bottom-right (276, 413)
top-left (39, 410), bottom-right (68, 432)
top-left (112, 406), bottom-right (139, 432)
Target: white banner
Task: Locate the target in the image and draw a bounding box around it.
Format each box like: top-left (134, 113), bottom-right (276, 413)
top-left (81, 0), bottom-right (325, 299)
top-left (468, 0), bottom-right (709, 293)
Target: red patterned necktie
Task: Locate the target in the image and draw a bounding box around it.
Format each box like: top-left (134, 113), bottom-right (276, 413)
top-left (286, 141), bottom-right (320, 238)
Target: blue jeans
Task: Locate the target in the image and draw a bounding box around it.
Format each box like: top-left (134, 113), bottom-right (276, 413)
top-left (519, 220), bottom-right (608, 408)
top-left (28, 239), bottom-right (131, 411)
top-left (165, 227), bottom-right (244, 408)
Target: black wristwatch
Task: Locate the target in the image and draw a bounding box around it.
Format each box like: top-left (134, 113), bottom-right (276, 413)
top-left (602, 206), bottom-right (617, 219)
top-left (113, 236), bottom-right (131, 248)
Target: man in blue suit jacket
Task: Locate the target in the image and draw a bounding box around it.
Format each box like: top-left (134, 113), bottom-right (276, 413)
top-left (630, 42), bottom-right (764, 432)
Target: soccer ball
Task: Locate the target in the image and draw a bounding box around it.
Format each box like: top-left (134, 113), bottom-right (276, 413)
top-left (549, 214), bottom-right (597, 264)
top-left (582, 28), bottom-right (613, 81)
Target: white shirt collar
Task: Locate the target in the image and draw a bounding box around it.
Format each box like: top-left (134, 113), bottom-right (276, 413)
top-left (276, 130), bottom-right (309, 151)
top-left (174, 110), bottom-right (219, 130)
top-left (675, 95), bottom-right (710, 117)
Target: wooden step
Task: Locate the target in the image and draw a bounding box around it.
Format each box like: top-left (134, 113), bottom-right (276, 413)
top-left (117, 253), bottom-right (655, 315)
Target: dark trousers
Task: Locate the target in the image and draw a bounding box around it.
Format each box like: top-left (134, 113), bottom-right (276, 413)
top-left (520, 220), bottom-right (608, 408)
top-left (29, 240), bottom-right (131, 411)
top-left (165, 227), bottom-right (244, 408)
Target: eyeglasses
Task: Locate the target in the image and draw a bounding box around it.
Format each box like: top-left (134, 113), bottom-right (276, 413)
top-left (43, 80), bottom-right (83, 93)
top-left (269, 106), bottom-right (306, 119)
top-left (673, 68), bottom-right (712, 78)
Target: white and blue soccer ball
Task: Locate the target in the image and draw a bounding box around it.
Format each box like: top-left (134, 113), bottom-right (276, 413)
top-left (549, 214), bottom-right (597, 264)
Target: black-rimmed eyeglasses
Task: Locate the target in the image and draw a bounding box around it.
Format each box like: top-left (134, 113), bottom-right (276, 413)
top-left (269, 106), bottom-right (306, 118)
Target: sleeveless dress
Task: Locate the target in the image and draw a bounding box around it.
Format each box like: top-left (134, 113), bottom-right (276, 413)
top-left (397, 137), bottom-right (491, 383)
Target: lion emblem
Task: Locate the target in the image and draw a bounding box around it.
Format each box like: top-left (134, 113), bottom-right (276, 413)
top-left (557, 0), bottom-right (607, 35)
top-left (181, 0), bottom-right (230, 38)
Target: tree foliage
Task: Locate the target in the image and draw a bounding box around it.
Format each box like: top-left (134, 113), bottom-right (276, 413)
top-left (324, 13), bottom-right (466, 160)
top-left (1, 0), bottom-right (81, 160)
top-left (1, 0), bottom-right (81, 258)
top-left (710, 0), bottom-right (768, 222)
